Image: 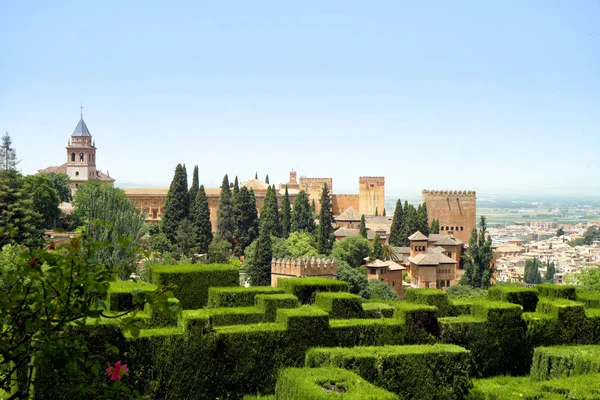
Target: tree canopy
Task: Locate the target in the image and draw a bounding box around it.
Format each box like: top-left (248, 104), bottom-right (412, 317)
top-left (216, 174), bottom-right (235, 245)
top-left (259, 185), bottom-right (281, 237)
top-left (0, 131), bottom-right (19, 171)
top-left (234, 186), bottom-right (259, 256)
top-left (331, 235), bottom-right (372, 268)
top-left (524, 258), bottom-right (543, 284)
top-left (291, 190), bottom-right (315, 233)
top-left (190, 185), bottom-right (213, 254)
top-left (460, 215), bottom-right (494, 289)
top-left (162, 164), bottom-right (189, 242)
top-left (24, 174), bottom-right (61, 229)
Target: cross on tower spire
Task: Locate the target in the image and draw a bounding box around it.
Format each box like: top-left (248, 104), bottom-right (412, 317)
top-left (79, 103), bottom-right (84, 118)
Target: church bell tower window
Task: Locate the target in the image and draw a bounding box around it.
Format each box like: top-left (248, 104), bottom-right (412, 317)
top-left (71, 153), bottom-right (75, 162)
top-left (80, 153), bottom-right (84, 162)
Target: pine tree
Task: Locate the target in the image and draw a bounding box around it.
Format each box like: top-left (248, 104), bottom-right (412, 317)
top-left (0, 132), bottom-right (19, 171)
top-left (359, 215), bottom-right (367, 238)
top-left (234, 186), bottom-right (259, 256)
top-left (189, 165), bottom-right (199, 206)
top-left (247, 225), bottom-right (272, 286)
top-left (162, 164), bottom-right (190, 242)
top-left (430, 218), bottom-right (440, 234)
top-left (217, 174), bottom-right (235, 245)
top-left (281, 186), bottom-right (291, 238)
top-left (389, 200), bottom-right (404, 246)
top-left (460, 216), bottom-right (494, 289)
top-left (259, 185), bottom-right (281, 237)
top-left (317, 183), bottom-right (335, 255)
top-left (190, 185), bottom-right (213, 254)
top-left (372, 233), bottom-right (383, 260)
top-left (265, 175), bottom-right (269, 184)
top-left (291, 190), bottom-right (315, 233)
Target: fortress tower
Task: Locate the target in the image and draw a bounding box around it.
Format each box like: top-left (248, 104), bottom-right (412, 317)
top-left (299, 177), bottom-right (332, 214)
top-left (359, 177), bottom-right (385, 216)
top-left (422, 190), bottom-right (476, 243)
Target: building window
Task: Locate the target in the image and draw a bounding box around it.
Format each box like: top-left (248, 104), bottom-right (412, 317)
top-left (448, 252), bottom-right (452, 258)
top-left (392, 280), bottom-right (396, 286)
top-left (441, 226), bottom-right (444, 231)
top-left (446, 226), bottom-right (450, 231)
top-left (460, 226), bottom-right (464, 231)
top-left (71, 152), bottom-right (75, 162)
top-left (79, 153), bottom-right (84, 162)
top-left (75, 171), bottom-right (79, 176)
top-left (425, 282), bottom-right (430, 288)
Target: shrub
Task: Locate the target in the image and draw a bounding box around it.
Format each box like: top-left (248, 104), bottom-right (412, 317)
top-left (362, 303), bottom-right (394, 318)
top-left (276, 306), bottom-right (329, 334)
top-left (255, 294), bottom-right (300, 322)
top-left (331, 235), bottom-right (372, 268)
top-left (150, 298), bottom-right (181, 327)
top-left (327, 319), bottom-right (405, 347)
top-left (305, 344), bottom-right (471, 399)
top-left (275, 367), bottom-right (397, 400)
top-left (367, 279), bottom-right (399, 301)
top-left (522, 312), bottom-right (561, 349)
top-left (530, 345), bottom-right (600, 381)
top-left (150, 263), bottom-right (238, 309)
top-left (487, 286), bottom-right (539, 312)
top-left (277, 277), bottom-right (348, 304)
top-left (107, 280), bottom-right (158, 312)
top-left (186, 307), bottom-right (266, 327)
top-left (468, 374), bottom-right (600, 399)
top-left (576, 291), bottom-right (600, 308)
top-left (446, 285), bottom-right (487, 300)
top-left (536, 298), bottom-right (587, 344)
top-left (393, 302), bottom-right (439, 342)
top-left (405, 288), bottom-right (452, 316)
top-left (314, 292), bottom-right (364, 319)
top-left (536, 283), bottom-right (577, 300)
top-left (207, 286), bottom-right (285, 308)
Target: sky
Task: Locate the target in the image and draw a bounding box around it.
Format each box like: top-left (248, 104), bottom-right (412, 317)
top-left (1, 1), bottom-right (599, 197)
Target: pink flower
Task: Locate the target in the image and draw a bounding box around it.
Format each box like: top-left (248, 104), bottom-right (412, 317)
top-left (106, 360), bottom-right (129, 381)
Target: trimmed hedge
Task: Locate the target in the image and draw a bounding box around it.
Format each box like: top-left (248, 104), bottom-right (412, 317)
top-left (255, 294), bottom-right (300, 322)
top-left (276, 305), bottom-right (329, 333)
top-left (537, 283), bottom-right (577, 300)
top-left (207, 286), bottom-right (285, 308)
top-left (522, 312), bottom-right (561, 349)
top-left (277, 277), bottom-right (348, 304)
top-left (327, 319), bottom-right (405, 347)
top-left (470, 300), bottom-right (523, 323)
top-left (392, 301), bottom-right (439, 341)
top-left (536, 298), bottom-right (587, 344)
top-left (305, 344), bottom-right (471, 399)
top-left (362, 303), bottom-right (395, 318)
top-left (150, 263), bottom-right (238, 309)
top-left (275, 367), bottom-right (397, 400)
top-left (405, 288), bottom-right (452, 317)
top-left (530, 345), bottom-right (600, 381)
top-left (186, 307), bottom-right (266, 327)
top-left (314, 292), bottom-right (364, 319)
top-left (149, 297), bottom-right (181, 327)
top-left (107, 280), bottom-right (158, 312)
top-left (576, 291), bottom-right (600, 308)
top-left (488, 286), bottom-right (539, 312)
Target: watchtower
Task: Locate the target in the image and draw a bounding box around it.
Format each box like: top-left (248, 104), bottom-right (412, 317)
top-left (422, 190), bottom-right (476, 243)
top-left (359, 177), bottom-right (385, 216)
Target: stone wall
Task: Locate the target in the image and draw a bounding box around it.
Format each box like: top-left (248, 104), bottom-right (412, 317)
top-left (299, 177), bottom-right (332, 214)
top-left (422, 190), bottom-right (476, 243)
top-left (331, 194), bottom-right (359, 216)
top-left (359, 177), bottom-right (385, 216)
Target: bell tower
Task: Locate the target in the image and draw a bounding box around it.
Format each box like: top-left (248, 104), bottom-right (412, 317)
top-left (65, 105), bottom-right (97, 191)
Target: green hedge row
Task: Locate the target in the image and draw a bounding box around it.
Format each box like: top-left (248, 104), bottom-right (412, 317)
top-left (314, 292), bottom-right (364, 319)
top-left (487, 286), bottom-right (539, 312)
top-left (277, 277), bottom-right (348, 304)
top-left (185, 307), bottom-right (266, 327)
top-left (255, 294), bottom-right (300, 322)
top-left (150, 263), bottom-right (238, 309)
top-left (392, 301), bottom-right (439, 342)
top-left (275, 367), bottom-right (397, 400)
top-left (576, 291), bottom-right (600, 308)
top-left (536, 283), bottom-right (577, 300)
top-left (530, 345), bottom-right (600, 381)
top-left (362, 303), bottom-right (395, 318)
top-left (107, 280), bottom-right (158, 312)
top-left (327, 319), bottom-right (406, 347)
top-left (305, 344), bottom-right (471, 399)
top-left (405, 288), bottom-right (453, 317)
top-left (207, 286), bottom-right (285, 308)
top-left (536, 298), bottom-right (587, 344)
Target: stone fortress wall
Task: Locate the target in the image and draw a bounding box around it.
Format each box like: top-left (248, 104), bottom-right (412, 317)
top-left (422, 190), bottom-right (476, 243)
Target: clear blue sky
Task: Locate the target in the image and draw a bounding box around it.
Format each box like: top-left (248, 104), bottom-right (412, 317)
top-left (1, 1), bottom-right (598, 196)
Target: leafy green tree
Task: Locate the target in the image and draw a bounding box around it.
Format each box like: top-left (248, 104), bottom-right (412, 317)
top-left (430, 218), bottom-right (440, 234)
top-left (460, 216), bottom-right (494, 289)
top-left (0, 131), bottom-right (19, 171)
top-left (43, 172), bottom-right (72, 203)
top-left (207, 238), bottom-right (231, 264)
top-left (174, 218), bottom-right (199, 261)
top-left (389, 200), bottom-right (405, 246)
top-left (291, 190), bottom-right (315, 233)
top-left (331, 235), bottom-right (372, 268)
top-left (524, 258), bottom-right (543, 284)
top-left (337, 261), bottom-right (369, 298)
top-left (147, 232), bottom-right (171, 254)
top-left (259, 185), bottom-right (281, 237)
top-left (0, 171), bottom-right (44, 249)
top-left (24, 174), bottom-right (61, 229)
top-left (234, 186), bottom-right (258, 256)
top-left (190, 185), bottom-right (213, 254)
top-left (317, 183), bottom-right (335, 255)
top-left (446, 285), bottom-right (487, 300)
top-left (162, 164), bottom-right (189, 242)
top-left (246, 225), bottom-right (272, 286)
top-left (216, 174), bottom-right (235, 245)
top-left (189, 165), bottom-right (199, 206)
top-left (382, 243), bottom-right (400, 262)
top-left (566, 266), bottom-right (600, 291)
top-left (368, 279), bottom-right (398, 301)
top-left (281, 186), bottom-right (292, 238)
top-left (546, 260), bottom-right (556, 283)
top-left (372, 233), bottom-right (383, 260)
top-left (243, 235), bottom-right (291, 270)
top-left (583, 226), bottom-right (600, 245)
top-left (359, 215), bottom-right (367, 238)
top-left (286, 231), bottom-right (319, 258)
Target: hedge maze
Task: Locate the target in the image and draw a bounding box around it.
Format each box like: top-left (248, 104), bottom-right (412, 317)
top-left (34, 264), bottom-right (600, 399)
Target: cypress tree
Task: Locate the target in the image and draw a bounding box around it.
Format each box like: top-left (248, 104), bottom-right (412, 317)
top-left (255, 172), bottom-right (258, 179)
top-left (259, 185), bottom-right (281, 237)
top-left (311, 199), bottom-right (316, 213)
top-left (265, 175), bottom-right (269, 184)
top-left (162, 164), bottom-right (190, 242)
top-left (417, 203), bottom-right (430, 236)
top-left (402, 202), bottom-right (417, 244)
top-left (359, 215), bottom-right (367, 238)
top-left (460, 216), bottom-right (494, 289)
top-left (383, 208), bottom-right (386, 216)
top-left (372, 233), bottom-right (383, 260)
top-left (189, 165), bottom-right (199, 206)
top-left (375, 207), bottom-right (378, 216)
top-left (190, 185), bottom-right (213, 254)
top-left (233, 176), bottom-right (240, 196)
top-left (291, 190), bottom-right (315, 233)
top-left (247, 225), bottom-right (272, 286)
top-left (317, 183), bottom-right (335, 255)
top-left (217, 174), bottom-right (235, 245)
top-left (389, 200), bottom-right (404, 246)
top-left (0, 132), bottom-right (19, 171)
top-left (281, 186), bottom-right (292, 238)
top-left (546, 261), bottom-right (556, 283)
top-left (430, 218), bottom-right (440, 234)
top-left (234, 186), bottom-right (259, 256)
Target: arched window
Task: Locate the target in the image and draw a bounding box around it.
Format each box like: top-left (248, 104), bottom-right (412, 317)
top-left (440, 226), bottom-right (444, 231)
top-left (460, 226), bottom-right (464, 231)
top-left (446, 226), bottom-right (450, 231)
top-left (71, 152), bottom-right (75, 162)
top-left (79, 152), bottom-right (84, 162)
top-left (92, 154), bottom-right (95, 163)
top-left (75, 171), bottom-right (79, 176)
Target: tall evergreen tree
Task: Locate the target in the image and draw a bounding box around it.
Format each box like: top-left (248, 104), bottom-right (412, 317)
top-left (317, 183), bottom-right (335, 255)
top-left (403, 202), bottom-right (418, 241)
top-left (259, 185), bottom-right (281, 237)
top-left (216, 174), bottom-right (235, 245)
top-left (359, 215), bottom-right (367, 238)
top-left (375, 207), bottom-right (378, 216)
top-left (372, 233), bottom-right (383, 260)
top-left (311, 199), bottom-right (316, 213)
top-left (280, 186), bottom-right (292, 238)
top-left (460, 216), bottom-right (494, 289)
top-left (417, 203), bottom-right (430, 236)
top-left (291, 190), bottom-right (315, 233)
top-left (524, 259), bottom-right (543, 284)
top-left (383, 208), bottom-right (386, 216)
top-left (0, 132), bottom-right (19, 171)
top-left (189, 165), bottom-right (199, 206)
top-left (265, 175), bottom-right (269, 184)
top-left (24, 174), bottom-right (61, 229)
top-left (430, 218), bottom-right (440, 234)
top-left (389, 200), bottom-right (404, 246)
top-left (190, 185), bottom-right (213, 254)
top-left (161, 164), bottom-right (190, 242)
top-left (233, 176), bottom-right (240, 196)
top-left (247, 225), bottom-right (272, 286)
top-left (546, 260), bottom-right (556, 283)
top-left (234, 186), bottom-right (259, 256)
top-left (255, 172), bottom-right (258, 179)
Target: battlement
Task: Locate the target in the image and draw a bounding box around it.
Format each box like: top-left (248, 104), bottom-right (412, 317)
top-left (271, 257), bottom-right (338, 278)
top-left (359, 176), bottom-right (385, 183)
top-left (422, 190), bottom-right (476, 197)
